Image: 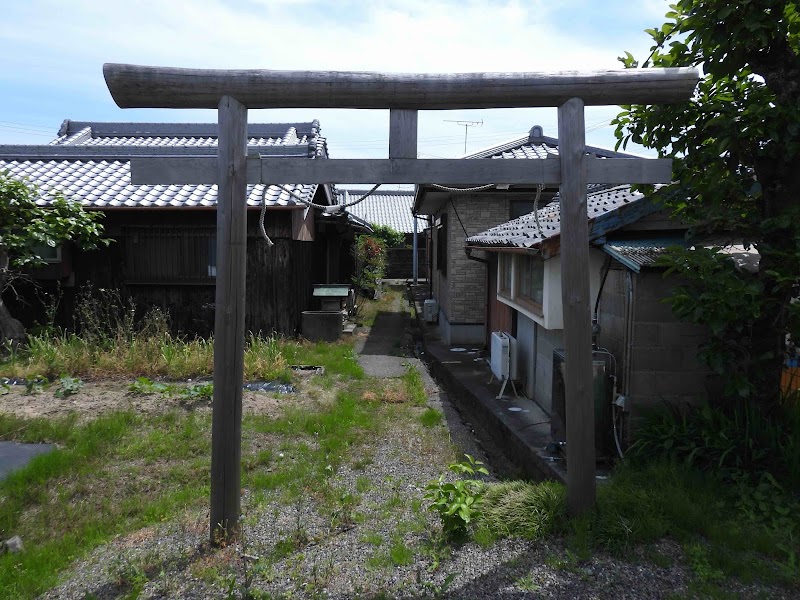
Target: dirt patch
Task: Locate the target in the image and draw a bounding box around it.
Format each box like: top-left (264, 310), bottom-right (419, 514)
top-left (0, 372), bottom-right (322, 422)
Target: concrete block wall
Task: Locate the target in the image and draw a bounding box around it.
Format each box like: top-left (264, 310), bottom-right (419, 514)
top-left (629, 272), bottom-right (708, 420)
top-left (598, 268), bottom-right (708, 436)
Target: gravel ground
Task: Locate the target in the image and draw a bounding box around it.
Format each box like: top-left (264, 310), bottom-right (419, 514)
top-left (21, 289), bottom-right (798, 599)
top-left (35, 374), bottom-right (795, 600)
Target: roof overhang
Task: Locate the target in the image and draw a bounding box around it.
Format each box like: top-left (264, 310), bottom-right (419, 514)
top-left (413, 183), bottom-right (554, 215)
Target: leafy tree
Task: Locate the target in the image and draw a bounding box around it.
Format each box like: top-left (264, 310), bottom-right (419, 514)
top-left (0, 173), bottom-right (108, 347)
top-left (351, 234), bottom-right (387, 300)
top-left (613, 1), bottom-right (800, 410)
top-left (371, 224), bottom-right (405, 248)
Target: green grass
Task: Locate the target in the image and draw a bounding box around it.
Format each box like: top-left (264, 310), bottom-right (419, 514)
top-left (419, 407), bottom-right (443, 428)
top-left (244, 386), bottom-right (381, 503)
top-left (401, 364), bottom-right (427, 406)
top-left (0, 410), bottom-right (212, 600)
top-left (0, 332), bottom-right (363, 383)
top-left (476, 462), bottom-right (800, 588)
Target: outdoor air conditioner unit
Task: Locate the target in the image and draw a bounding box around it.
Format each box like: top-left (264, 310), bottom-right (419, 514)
top-left (423, 299), bottom-right (438, 323)
top-left (489, 331), bottom-right (519, 398)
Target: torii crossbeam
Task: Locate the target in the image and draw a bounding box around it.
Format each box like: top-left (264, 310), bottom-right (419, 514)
top-left (103, 63), bottom-right (698, 544)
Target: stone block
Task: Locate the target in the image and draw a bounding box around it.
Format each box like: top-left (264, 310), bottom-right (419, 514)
top-left (633, 322), bottom-right (660, 346)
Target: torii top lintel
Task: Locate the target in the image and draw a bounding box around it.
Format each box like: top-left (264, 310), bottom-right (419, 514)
top-left (103, 64), bottom-right (698, 110)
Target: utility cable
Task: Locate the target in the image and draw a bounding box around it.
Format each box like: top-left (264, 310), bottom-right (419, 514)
top-left (532, 183), bottom-right (544, 239)
top-left (449, 197), bottom-right (469, 238)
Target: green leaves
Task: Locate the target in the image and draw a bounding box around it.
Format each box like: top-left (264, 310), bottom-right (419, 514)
top-left (0, 172), bottom-right (109, 270)
top-left (424, 454), bottom-right (488, 538)
top-left (616, 0), bottom-right (800, 407)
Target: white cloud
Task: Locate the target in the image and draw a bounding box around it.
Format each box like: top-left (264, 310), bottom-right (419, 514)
top-left (0, 0), bottom-right (667, 155)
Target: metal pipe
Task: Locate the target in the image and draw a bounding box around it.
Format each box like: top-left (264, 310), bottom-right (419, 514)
top-left (412, 212), bottom-right (418, 284)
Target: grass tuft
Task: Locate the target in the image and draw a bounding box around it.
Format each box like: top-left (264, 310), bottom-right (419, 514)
top-left (480, 480), bottom-right (568, 540)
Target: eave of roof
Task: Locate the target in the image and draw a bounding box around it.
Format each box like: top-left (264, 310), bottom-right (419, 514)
top-left (465, 185), bottom-right (658, 259)
top-left (413, 128), bottom-right (640, 214)
top-left (335, 188), bottom-right (420, 234)
top-left (0, 120), bottom-right (331, 210)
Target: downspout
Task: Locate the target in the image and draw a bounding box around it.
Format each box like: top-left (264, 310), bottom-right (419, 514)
top-left (412, 212), bottom-right (418, 284)
top-left (623, 269), bottom-right (635, 395)
top-left (464, 247), bottom-right (488, 264)
top-left (592, 256), bottom-right (613, 349)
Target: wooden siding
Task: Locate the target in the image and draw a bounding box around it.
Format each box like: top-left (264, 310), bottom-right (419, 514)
top-left (487, 255), bottom-right (512, 346)
top-left (124, 226), bottom-right (216, 284)
top-left (245, 236), bottom-right (319, 336)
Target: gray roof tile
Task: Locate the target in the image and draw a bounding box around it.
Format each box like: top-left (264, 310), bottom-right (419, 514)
top-left (0, 121), bottom-right (325, 209)
top-left (335, 188), bottom-right (421, 234)
top-left (466, 184), bottom-right (647, 249)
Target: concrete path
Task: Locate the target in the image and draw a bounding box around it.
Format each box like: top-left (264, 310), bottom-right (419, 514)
top-left (355, 284), bottom-right (424, 378)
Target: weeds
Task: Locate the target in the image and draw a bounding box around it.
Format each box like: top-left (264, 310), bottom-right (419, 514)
top-left (54, 375), bottom-right (83, 398)
top-left (424, 454), bottom-right (489, 539)
top-left (419, 407), bottom-right (443, 428)
top-left (401, 363), bottom-right (427, 406)
top-left (480, 480), bottom-right (567, 540)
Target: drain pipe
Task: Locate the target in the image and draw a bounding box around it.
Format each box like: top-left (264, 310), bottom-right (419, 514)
top-left (623, 270), bottom-right (635, 394)
top-left (464, 247), bottom-right (488, 264)
top-left (412, 212), bottom-right (419, 284)
top-left (592, 256), bottom-right (612, 349)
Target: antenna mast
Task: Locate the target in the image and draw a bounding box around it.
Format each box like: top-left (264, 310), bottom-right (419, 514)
top-left (444, 119), bottom-right (483, 153)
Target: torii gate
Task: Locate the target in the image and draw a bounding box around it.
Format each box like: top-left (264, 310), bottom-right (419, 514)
top-left (103, 64), bottom-right (698, 544)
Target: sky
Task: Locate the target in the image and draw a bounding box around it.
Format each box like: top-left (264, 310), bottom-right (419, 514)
top-left (0, 0), bottom-right (673, 163)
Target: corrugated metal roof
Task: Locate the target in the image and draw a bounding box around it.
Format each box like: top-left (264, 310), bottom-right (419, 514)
top-left (335, 188), bottom-right (422, 234)
top-left (602, 238), bottom-right (760, 273)
top-left (466, 185), bottom-right (648, 250)
top-left (0, 121), bottom-right (326, 209)
top-left (602, 237), bottom-right (685, 272)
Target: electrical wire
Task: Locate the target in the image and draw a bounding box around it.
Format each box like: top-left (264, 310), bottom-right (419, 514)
top-left (532, 183), bottom-right (544, 239)
top-left (449, 198), bottom-right (469, 238)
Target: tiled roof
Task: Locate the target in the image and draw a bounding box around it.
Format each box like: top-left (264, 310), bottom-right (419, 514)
top-left (464, 126), bottom-right (638, 161)
top-left (0, 120), bottom-right (326, 209)
top-left (465, 185), bottom-right (656, 255)
top-left (335, 188), bottom-right (422, 234)
top-left (51, 120), bottom-right (326, 157)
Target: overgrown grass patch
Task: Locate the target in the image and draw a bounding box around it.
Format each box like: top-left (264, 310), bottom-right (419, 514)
top-left (402, 363), bottom-right (427, 406)
top-left (243, 385), bottom-right (382, 504)
top-left (0, 410), bottom-right (213, 600)
top-left (475, 462), bottom-right (800, 588)
top-left (0, 332), bottom-right (361, 383)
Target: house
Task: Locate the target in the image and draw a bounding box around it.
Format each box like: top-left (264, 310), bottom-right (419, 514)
top-left (465, 183), bottom-right (713, 447)
top-left (0, 120), bottom-right (369, 336)
top-left (413, 125), bottom-right (640, 346)
top-left (335, 187), bottom-right (427, 279)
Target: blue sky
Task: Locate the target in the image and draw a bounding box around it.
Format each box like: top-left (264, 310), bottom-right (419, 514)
top-left (0, 0), bottom-right (672, 159)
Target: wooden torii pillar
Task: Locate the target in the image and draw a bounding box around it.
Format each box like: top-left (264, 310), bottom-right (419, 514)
top-left (104, 64), bottom-right (697, 543)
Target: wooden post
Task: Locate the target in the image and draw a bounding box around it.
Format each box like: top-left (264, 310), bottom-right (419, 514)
top-left (389, 109), bottom-right (418, 159)
top-left (210, 95), bottom-right (248, 545)
top-left (557, 97), bottom-right (596, 516)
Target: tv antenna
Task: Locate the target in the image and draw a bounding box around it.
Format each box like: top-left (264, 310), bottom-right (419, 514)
top-left (444, 119), bottom-right (483, 153)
